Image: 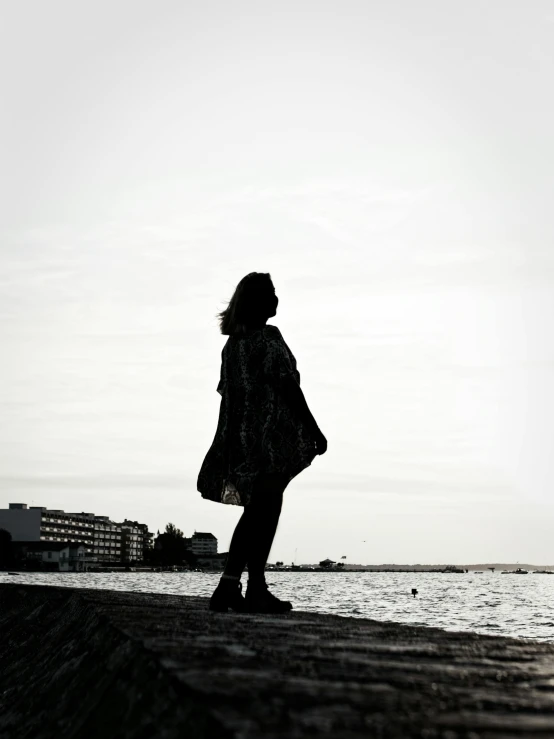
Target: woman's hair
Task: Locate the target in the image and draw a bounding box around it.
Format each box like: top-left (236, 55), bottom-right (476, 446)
top-left (217, 272), bottom-right (274, 335)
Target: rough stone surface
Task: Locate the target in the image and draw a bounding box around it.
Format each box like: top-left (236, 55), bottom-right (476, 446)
top-left (1, 583), bottom-right (553, 738)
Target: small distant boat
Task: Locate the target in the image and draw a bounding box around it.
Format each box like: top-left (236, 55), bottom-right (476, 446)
top-left (502, 568), bottom-right (528, 574)
top-left (473, 571), bottom-right (483, 574)
top-left (441, 565), bottom-right (465, 574)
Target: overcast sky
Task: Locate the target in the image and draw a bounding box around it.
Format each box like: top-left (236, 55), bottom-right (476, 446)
top-left (1, 1), bottom-right (553, 565)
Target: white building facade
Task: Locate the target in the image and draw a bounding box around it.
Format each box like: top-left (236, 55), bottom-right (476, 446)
top-left (190, 532), bottom-right (217, 556)
top-left (14, 541), bottom-right (89, 571)
top-left (0, 503), bottom-right (152, 564)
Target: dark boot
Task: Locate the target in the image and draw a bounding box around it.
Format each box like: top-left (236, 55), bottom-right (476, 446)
top-left (245, 581), bottom-right (293, 614)
top-left (209, 577), bottom-right (247, 612)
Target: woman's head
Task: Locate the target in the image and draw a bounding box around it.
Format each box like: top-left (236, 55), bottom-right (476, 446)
top-left (217, 272), bottom-right (278, 335)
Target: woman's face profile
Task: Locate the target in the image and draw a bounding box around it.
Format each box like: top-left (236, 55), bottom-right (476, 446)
top-left (270, 285), bottom-right (278, 316)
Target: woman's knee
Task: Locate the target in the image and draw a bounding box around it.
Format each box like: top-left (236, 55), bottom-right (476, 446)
top-left (247, 473), bottom-right (286, 514)
top-left (256, 472), bottom-right (289, 496)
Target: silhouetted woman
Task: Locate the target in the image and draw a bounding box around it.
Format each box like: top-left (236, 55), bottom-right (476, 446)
top-left (197, 272), bottom-right (327, 614)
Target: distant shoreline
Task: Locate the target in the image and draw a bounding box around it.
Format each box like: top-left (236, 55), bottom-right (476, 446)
top-left (4, 566), bottom-right (554, 574)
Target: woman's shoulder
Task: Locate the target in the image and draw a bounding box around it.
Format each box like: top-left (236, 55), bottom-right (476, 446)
top-left (263, 324), bottom-right (282, 339)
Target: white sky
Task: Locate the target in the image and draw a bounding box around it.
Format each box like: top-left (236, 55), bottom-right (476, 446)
top-left (1, 1), bottom-right (553, 565)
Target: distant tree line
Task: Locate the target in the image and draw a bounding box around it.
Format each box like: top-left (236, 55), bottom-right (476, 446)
top-left (146, 523), bottom-right (198, 568)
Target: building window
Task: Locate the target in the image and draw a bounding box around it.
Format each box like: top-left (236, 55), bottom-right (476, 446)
top-left (48, 552), bottom-right (52, 559)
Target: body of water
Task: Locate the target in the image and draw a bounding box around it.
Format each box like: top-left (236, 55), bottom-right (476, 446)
top-left (1, 570), bottom-right (552, 643)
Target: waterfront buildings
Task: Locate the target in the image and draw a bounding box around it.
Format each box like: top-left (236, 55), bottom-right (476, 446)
top-left (189, 532), bottom-right (217, 556)
top-left (12, 541), bottom-right (89, 572)
top-left (120, 520), bottom-right (152, 563)
top-left (154, 531), bottom-right (219, 565)
top-left (195, 552), bottom-right (227, 570)
top-left (0, 503), bottom-right (153, 564)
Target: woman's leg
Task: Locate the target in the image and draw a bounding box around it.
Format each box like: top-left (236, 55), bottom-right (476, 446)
top-left (211, 473), bottom-right (291, 612)
top-left (221, 507), bottom-right (251, 579)
top-left (210, 504), bottom-right (252, 610)
top-left (245, 473), bottom-right (288, 586)
top-left (219, 473), bottom-right (288, 583)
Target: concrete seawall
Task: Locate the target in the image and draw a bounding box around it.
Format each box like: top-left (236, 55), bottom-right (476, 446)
top-left (1, 584), bottom-right (553, 738)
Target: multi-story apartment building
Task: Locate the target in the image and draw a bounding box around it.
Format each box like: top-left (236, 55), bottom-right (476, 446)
top-left (0, 503), bottom-right (96, 552)
top-left (118, 519), bottom-right (154, 562)
top-left (0, 503), bottom-right (152, 564)
top-left (190, 532), bottom-right (217, 556)
top-left (92, 515), bottom-right (122, 563)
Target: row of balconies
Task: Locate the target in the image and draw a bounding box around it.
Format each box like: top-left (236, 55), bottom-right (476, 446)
top-left (39, 531), bottom-right (144, 544)
top-left (40, 530), bottom-right (146, 539)
top-left (42, 528), bottom-right (93, 537)
top-left (40, 536), bottom-right (90, 542)
top-left (41, 518), bottom-right (148, 536)
top-left (42, 517), bottom-right (94, 527)
top-left (38, 536), bottom-right (143, 551)
top-left (40, 515), bottom-right (153, 532)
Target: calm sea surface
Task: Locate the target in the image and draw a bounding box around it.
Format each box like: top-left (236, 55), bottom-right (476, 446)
top-left (1, 570), bottom-right (552, 643)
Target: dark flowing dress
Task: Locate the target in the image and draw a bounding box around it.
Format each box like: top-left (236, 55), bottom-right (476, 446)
top-left (197, 325), bottom-right (318, 507)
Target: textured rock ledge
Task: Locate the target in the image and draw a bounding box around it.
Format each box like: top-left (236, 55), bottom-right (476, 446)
top-left (1, 584), bottom-right (553, 739)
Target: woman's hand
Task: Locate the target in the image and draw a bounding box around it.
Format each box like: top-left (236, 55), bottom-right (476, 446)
top-left (313, 428), bottom-right (327, 455)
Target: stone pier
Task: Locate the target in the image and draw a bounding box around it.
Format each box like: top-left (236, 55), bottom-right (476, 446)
top-left (1, 583), bottom-right (553, 738)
